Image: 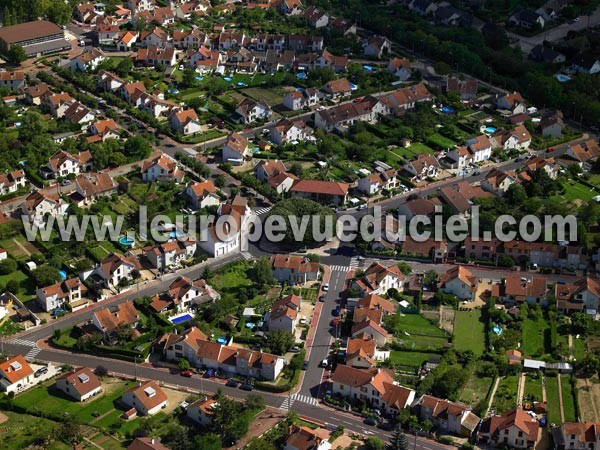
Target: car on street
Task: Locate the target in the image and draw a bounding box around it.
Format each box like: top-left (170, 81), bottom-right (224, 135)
top-left (240, 382), bottom-right (254, 391)
top-left (302, 360), bottom-right (309, 370)
top-left (322, 283), bottom-right (329, 292)
top-left (332, 306), bottom-right (341, 316)
top-left (61, 180), bottom-right (71, 186)
top-left (291, 346), bottom-right (301, 352)
top-left (547, 147), bottom-right (555, 153)
top-left (180, 370), bottom-right (193, 377)
top-left (321, 358), bottom-right (329, 368)
top-left (364, 416), bottom-right (378, 426)
top-left (226, 378), bottom-right (239, 388)
top-left (203, 368), bottom-right (215, 378)
top-left (299, 316), bottom-right (307, 325)
top-left (319, 295), bottom-right (326, 302)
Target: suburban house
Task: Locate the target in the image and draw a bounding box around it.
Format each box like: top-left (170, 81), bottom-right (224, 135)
top-left (184, 180), bottom-right (220, 210)
top-left (267, 294), bottom-right (301, 333)
top-left (91, 301), bottom-right (140, 337)
top-left (0, 169), bottom-right (26, 194)
top-left (282, 88), bottom-right (319, 110)
top-left (36, 277), bottom-right (88, 312)
top-left (363, 35), bottom-right (391, 58)
top-left (72, 172), bottom-right (117, 205)
top-left (161, 333), bottom-right (285, 380)
top-left (150, 276), bottom-right (219, 313)
top-left (270, 254), bottom-right (320, 284)
top-left (565, 139), bottom-right (600, 168)
top-left (479, 408), bottom-right (540, 449)
top-left (493, 274), bottom-right (549, 306)
top-left (351, 319), bottom-right (388, 346)
top-left (88, 118), bottom-right (120, 141)
top-left (222, 132), bottom-right (251, 164)
top-left (64, 101), bottom-right (96, 125)
top-left (413, 395), bottom-right (481, 438)
top-left (290, 179), bottom-right (349, 205)
top-left (188, 46), bottom-right (223, 73)
top-left (186, 396), bottom-right (218, 426)
top-left (83, 253), bottom-right (140, 290)
top-left (572, 52), bottom-right (600, 74)
top-left (128, 437), bottom-right (170, 450)
top-left (529, 44), bottom-right (565, 64)
top-left (41, 150), bottom-right (92, 179)
top-left (381, 83), bottom-right (433, 115)
top-left (466, 135), bottom-right (493, 162)
top-left (357, 169), bottom-right (398, 195)
top-left (497, 92), bottom-right (527, 115)
top-left (143, 239), bottom-right (197, 272)
top-left (304, 6), bottom-right (329, 27)
top-left (397, 197), bottom-right (441, 220)
top-left (555, 277), bottom-right (600, 314)
top-left (121, 381), bottom-right (168, 416)
top-left (0, 355), bottom-right (34, 394)
top-left (19, 190), bottom-right (68, 227)
top-left (403, 153), bottom-right (441, 181)
top-left (540, 111), bottom-right (564, 138)
top-left (322, 78), bottom-right (352, 100)
top-left (255, 159), bottom-right (287, 183)
top-left (25, 83), bottom-right (51, 105)
top-left (552, 422), bottom-right (600, 450)
top-left (141, 154), bottom-right (184, 183)
top-left (234, 98), bottom-right (272, 124)
top-left (198, 196), bottom-right (253, 257)
top-left (0, 71), bottom-right (25, 90)
top-left (284, 426), bottom-right (331, 450)
top-left (55, 367), bottom-right (102, 402)
top-left (481, 168), bottom-right (516, 196)
top-left (169, 108), bottom-right (201, 135)
top-left (439, 181), bottom-right (493, 216)
top-left (270, 118), bottom-right (313, 145)
top-left (351, 262), bottom-right (405, 296)
top-left (491, 125), bottom-right (532, 151)
top-left (446, 77), bottom-right (477, 101)
top-left (438, 266), bottom-right (478, 301)
top-left (408, 0), bottom-right (438, 16)
top-left (136, 46), bottom-right (176, 67)
top-left (331, 366), bottom-right (416, 414)
top-left (397, 236), bottom-right (448, 263)
top-left (508, 10), bottom-right (545, 29)
top-left (43, 91), bottom-right (75, 118)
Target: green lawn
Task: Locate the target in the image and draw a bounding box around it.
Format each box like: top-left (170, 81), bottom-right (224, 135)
top-left (453, 310), bottom-right (486, 354)
top-left (561, 376), bottom-right (578, 422)
top-left (558, 180), bottom-right (598, 202)
top-left (546, 375), bottom-right (562, 425)
top-left (523, 375), bottom-right (543, 403)
top-left (407, 142), bottom-right (436, 155)
top-left (389, 350), bottom-right (439, 368)
top-left (387, 313), bottom-right (448, 351)
top-left (523, 317), bottom-right (550, 357)
top-left (244, 87), bottom-right (285, 106)
top-left (426, 133), bottom-right (457, 150)
top-left (459, 372), bottom-right (493, 407)
top-left (492, 375), bottom-right (519, 413)
top-left (1, 411), bottom-right (71, 450)
top-left (573, 336), bottom-right (586, 360)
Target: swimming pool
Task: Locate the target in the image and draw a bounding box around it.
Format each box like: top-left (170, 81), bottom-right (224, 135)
top-left (170, 313), bottom-right (193, 325)
top-left (168, 88), bottom-right (180, 94)
top-left (195, 76), bottom-right (203, 81)
top-left (223, 76), bottom-right (233, 82)
top-left (349, 83), bottom-right (358, 90)
top-left (485, 126), bottom-right (497, 133)
top-left (217, 337), bottom-right (227, 344)
top-left (119, 235), bottom-right (135, 246)
top-left (59, 270), bottom-right (67, 280)
top-left (556, 74), bottom-right (571, 83)
top-left (296, 72), bottom-right (307, 79)
top-left (363, 65), bottom-right (373, 71)
top-left (441, 106), bottom-right (455, 114)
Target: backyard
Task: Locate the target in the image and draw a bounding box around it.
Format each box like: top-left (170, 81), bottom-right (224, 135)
top-left (523, 317), bottom-right (550, 358)
top-left (546, 375), bottom-right (562, 425)
top-left (453, 310), bottom-right (486, 354)
top-left (492, 375), bottom-right (519, 414)
top-left (522, 374), bottom-right (543, 403)
top-left (385, 313), bottom-right (449, 352)
top-left (458, 371), bottom-right (493, 409)
top-left (561, 375), bottom-right (578, 422)
top-left (389, 350), bottom-right (440, 369)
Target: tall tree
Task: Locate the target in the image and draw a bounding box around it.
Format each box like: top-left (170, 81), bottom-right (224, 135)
top-left (386, 424), bottom-right (409, 450)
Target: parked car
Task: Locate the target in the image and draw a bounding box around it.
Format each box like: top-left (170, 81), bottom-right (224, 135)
top-left (332, 306), bottom-right (340, 316)
top-left (547, 147), bottom-right (555, 153)
top-left (302, 360), bottom-right (309, 370)
top-left (319, 295), bottom-right (326, 302)
top-left (364, 416), bottom-right (378, 426)
top-left (321, 358), bottom-right (329, 368)
top-left (203, 368), bottom-right (215, 378)
top-left (226, 378), bottom-right (239, 388)
top-left (322, 283), bottom-right (329, 292)
top-left (34, 367), bottom-right (48, 378)
top-left (180, 370), bottom-right (193, 378)
top-left (291, 346), bottom-right (301, 353)
top-left (240, 382), bottom-right (253, 391)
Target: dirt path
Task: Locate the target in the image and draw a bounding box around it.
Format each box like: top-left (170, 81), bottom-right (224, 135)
top-left (486, 376), bottom-right (502, 416)
top-left (542, 375), bottom-right (547, 402)
top-left (517, 373), bottom-right (526, 407)
top-left (583, 378), bottom-right (600, 421)
top-left (439, 304), bottom-right (443, 328)
top-left (557, 375), bottom-right (566, 423)
top-left (12, 238), bottom-right (31, 256)
top-left (0, 412), bottom-right (7, 424)
top-left (568, 334), bottom-right (574, 360)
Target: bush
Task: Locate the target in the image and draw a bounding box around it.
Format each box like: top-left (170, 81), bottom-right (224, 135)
top-left (0, 259), bottom-right (17, 275)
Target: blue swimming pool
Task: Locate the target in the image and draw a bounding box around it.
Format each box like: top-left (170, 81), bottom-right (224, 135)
top-left (195, 76), bottom-right (203, 81)
top-left (556, 74), bottom-right (571, 83)
top-left (170, 314), bottom-right (193, 325)
top-left (223, 76), bottom-right (233, 82)
top-left (237, 81), bottom-right (247, 87)
top-left (217, 337), bottom-right (227, 344)
top-left (119, 235), bottom-right (134, 246)
top-left (349, 83), bottom-right (358, 90)
top-left (363, 65), bottom-right (373, 71)
top-left (485, 126), bottom-right (497, 133)
top-left (168, 88), bottom-right (180, 94)
top-left (296, 72), bottom-right (307, 79)
top-left (59, 270), bottom-right (67, 280)
top-left (441, 106), bottom-right (455, 114)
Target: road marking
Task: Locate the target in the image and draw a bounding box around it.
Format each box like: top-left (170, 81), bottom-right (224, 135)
top-left (280, 396), bottom-right (295, 410)
top-left (290, 394), bottom-right (319, 406)
top-left (25, 347), bottom-right (41, 361)
top-left (7, 338), bottom-right (36, 346)
top-left (253, 206), bottom-right (273, 216)
top-left (329, 265), bottom-right (349, 272)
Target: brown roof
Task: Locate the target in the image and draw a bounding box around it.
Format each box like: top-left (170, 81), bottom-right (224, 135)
top-left (0, 355), bottom-right (34, 384)
top-left (172, 108), bottom-right (198, 125)
top-left (291, 179), bottom-right (348, 196)
top-left (351, 318), bottom-right (389, 338)
top-left (187, 180), bottom-right (216, 198)
top-left (128, 437), bottom-right (170, 450)
top-left (0, 20), bottom-right (62, 44)
top-left (123, 380), bottom-right (168, 413)
top-left (270, 294), bottom-right (301, 321)
top-left (224, 132), bottom-right (249, 153)
top-left (324, 77), bottom-right (351, 94)
top-left (500, 91), bottom-right (525, 108)
top-left (0, 71), bottom-right (24, 81)
top-left (382, 382), bottom-right (414, 410)
top-left (92, 118), bottom-right (118, 135)
top-left (502, 274), bottom-right (547, 300)
top-left (331, 364), bottom-right (379, 387)
top-left (357, 294), bottom-right (396, 314)
top-left (404, 198), bottom-right (439, 216)
top-left (56, 367), bottom-right (101, 397)
top-left (94, 300), bottom-right (139, 332)
top-left (346, 337), bottom-right (376, 363)
top-left (569, 139), bottom-right (600, 162)
top-left (75, 172), bottom-right (116, 197)
top-left (439, 266), bottom-right (477, 292)
top-left (481, 408), bottom-right (539, 441)
top-left (285, 425), bottom-right (329, 450)
top-left (255, 159), bottom-right (287, 178)
top-left (270, 254), bottom-right (319, 274)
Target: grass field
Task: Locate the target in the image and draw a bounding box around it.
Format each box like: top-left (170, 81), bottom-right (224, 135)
top-left (389, 350), bottom-right (439, 368)
top-left (2, 411), bottom-right (71, 450)
top-left (244, 87), bottom-right (285, 106)
top-left (561, 376), bottom-right (578, 422)
top-left (546, 375), bottom-right (562, 424)
top-left (492, 375), bottom-right (519, 413)
top-left (523, 317), bottom-right (550, 357)
top-left (387, 313), bottom-right (448, 351)
top-left (459, 372), bottom-right (493, 407)
top-left (407, 142), bottom-right (436, 155)
top-left (573, 337), bottom-right (586, 360)
top-left (523, 375), bottom-right (543, 403)
top-left (426, 133), bottom-right (457, 150)
top-left (453, 310), bottom-right (486, 354)
top-left (558, 180), bottom-right (598, 202)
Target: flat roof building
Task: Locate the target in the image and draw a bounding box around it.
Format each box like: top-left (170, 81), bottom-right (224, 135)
top-left (0, 20), bottom-right (70, 57)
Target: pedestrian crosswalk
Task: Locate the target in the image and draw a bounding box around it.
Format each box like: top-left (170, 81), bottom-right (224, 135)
top-left (241, 251), bottom-right (253, 261)
top-left (349, 256), bottom-right (361, 268)
top-left (25, 347), bottom-right (42, 361)
top-left (329, 265), bottom-right (350, 272)
top-left (7, 338), bottom-right (36, 346)
top-left (253, 206), bottom-right (273, 216)
top-left (280, 394), bottom-right (319, 409)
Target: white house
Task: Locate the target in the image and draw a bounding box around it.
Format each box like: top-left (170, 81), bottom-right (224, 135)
top-left (282, 88), bottom-right (319, 111)
top-left (479, 408), bottom-right (539, 448)
top-left (144, 238), bottom-right (197, 272)
top-left (141, 154), bottom-right (184, 183)
top-left (414, 395), bottom-right (481, 438)
top-left (0, 169), bottom-right (26, 194)
top-left (403, 153), bottom-right (441, 180)
top-left (267, 294), bottom-right (301, 333)
top-left (187, 397), bottom-right (218, 426)
top-left (0, 355), bottom-right (34, 394)
top-left (351, 262), bottom-right (405, 296)
top-left (84, 253), bottom-right (140, 289)
top-left (36, 277), bottom-right (87, 312)
top-left (234, 98), bottom-right (272, 125)
top-left (70, 48), bottom-right (106, 72)
top-left (270, 254), bottom-right (320, 285)
top-left (184, 180), bottom-right (220, 210)
top-left (465, 135), bottom-right (493, 163)
top-left (55, 367), bottom-right (102, 402)
top-left (285, 426), bottom-right (331, 450)
top-left (438, 266), bottom-right (478, 301)
top-left (222, 132), bottom-right (251, 164)
top-left (169, 108), bottom-right (201, 135)
top-left (19, 190), bottom-right (68, 227)
top-left (497, 92), bottom-right (527, 115)
top-left (121, 381), bottom-right (168, 416)
top-left (387, 58), bottom-right (411, 81)
top-left (357, 169), bottom-right (397, 195)
top-left (270, 118), bottom-right (313, 145)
